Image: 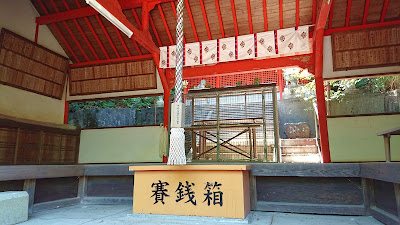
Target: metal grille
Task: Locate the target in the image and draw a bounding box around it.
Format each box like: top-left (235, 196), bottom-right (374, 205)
top-left (183, 83), bottom-right (279, 162)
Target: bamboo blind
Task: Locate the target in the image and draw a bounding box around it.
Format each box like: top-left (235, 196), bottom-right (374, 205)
top-left (0, 114), bottom-right (80, 165)
top-left (0, 29), bottom-right (69, 99)
top-left (69, 60), bottom-right (157, 96)
top-left (332, 24), bottom-right (400, 71)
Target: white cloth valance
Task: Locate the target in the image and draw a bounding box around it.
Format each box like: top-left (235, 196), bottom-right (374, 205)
top-left (168, 45), bottom-right (176, 68)
top-left (218, 37), bottom-right (236, 63)
top-left (237, 34), bottom-right (255, 60)
top-left (256, 31), bottom-right (276, 57)
top-left (201, 40), bottom-right (218, 65)
top-left (185, 42), bottom-right (200, 66)
top-left (159, 46), bottom-right (168, 68)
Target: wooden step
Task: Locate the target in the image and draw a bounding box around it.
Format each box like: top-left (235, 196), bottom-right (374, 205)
top-left (281, 153), bottom-right (321, 163)
top-left (281, 145), bottom-right (319, 154)
top-left (281, 138), bottom-right (316, 146)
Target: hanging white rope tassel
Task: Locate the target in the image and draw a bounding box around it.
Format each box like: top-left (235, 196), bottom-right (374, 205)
top-left (168, 0), bottom-right (186, 165)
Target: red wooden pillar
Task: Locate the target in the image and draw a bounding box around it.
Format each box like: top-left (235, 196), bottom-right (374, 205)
top-left (163, 89), bottom-right (170, 163)
top-left (216, 76), bottom-right (221, 88)
top-left (63, 77), bottom-right (69, 124)
top-left (314, 29), bottom-right (331, 163)
top-left (277, 69), bottom-right (283, 99)
top-left (34, 24), bottom-right (39, 43)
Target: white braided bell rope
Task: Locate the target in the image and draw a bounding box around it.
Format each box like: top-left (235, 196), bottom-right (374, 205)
top-left (167, 0), bottom-right (186, 165)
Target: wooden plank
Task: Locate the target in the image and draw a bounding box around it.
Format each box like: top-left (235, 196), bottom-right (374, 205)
top-left (86, 176), bottom-right (133, 197)
top-left (373, 179), bottom-right (398, 216)
top-left (361, 178), bottom-right (375, 216)
top-left (252, 163), bottom-right (360, 177)
top-left (256, 177), bottom-right (364, 205)
top-left (0, 165), bottom-right (84, 181)
top-left (394, 183), bottom-right (400, 221)
top-left (384, 135), bottom-right (391, 162)
top-left (84, 164), bottom-right (140, 176)
top-left (370, 206), bottom-right (400, 225)
top-left (23, 179), bottom-right (36, 215)
top-left (256, 201), bottom-right (365, 215)
top-left (249, 171), bottom-right (257, 210)
top-left (13, 128), bottom-right (20, 164)
top-left (34, 177), bottom-right (79, 204)
top-left (360, 163), bottom-right (400, 184)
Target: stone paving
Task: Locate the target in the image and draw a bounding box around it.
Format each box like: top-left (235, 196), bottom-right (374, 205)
top-left (20, 204), bottom-right (383, 225)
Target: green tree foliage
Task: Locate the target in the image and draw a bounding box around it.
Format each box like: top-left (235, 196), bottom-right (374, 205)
top-left (283, 68), bottom-right (400, 102)
top-left (69, 96), bottom-right (161, 113)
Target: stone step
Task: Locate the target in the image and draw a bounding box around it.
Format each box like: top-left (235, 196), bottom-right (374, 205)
top-left (281, 153), bottom-right (321, 163)
top-left (281, 138), bottom-right (316, 146)
top-left (281, 145), bottom-right (319, 154)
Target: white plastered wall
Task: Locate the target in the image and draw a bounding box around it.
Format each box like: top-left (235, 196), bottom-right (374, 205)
top-left (323, 36), bottom-right (400, 80)
top-left (0, 0), bottom-right (68, 124)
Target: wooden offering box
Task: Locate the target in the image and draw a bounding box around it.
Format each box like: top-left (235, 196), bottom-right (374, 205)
top-left (129, 165), bottom-right (252, 219)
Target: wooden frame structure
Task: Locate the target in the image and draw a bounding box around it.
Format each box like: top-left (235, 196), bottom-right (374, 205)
top-left (25, 0), bottom-right (400, 163)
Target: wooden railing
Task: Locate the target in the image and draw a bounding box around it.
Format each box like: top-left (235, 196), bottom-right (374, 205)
top-left (0, 114), bottom-right (81, 165)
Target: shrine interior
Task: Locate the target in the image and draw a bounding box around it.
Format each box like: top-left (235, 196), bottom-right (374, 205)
top-left (0, 0), bottom-right (400, 224)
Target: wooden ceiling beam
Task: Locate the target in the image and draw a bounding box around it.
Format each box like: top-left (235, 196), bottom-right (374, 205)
top-left (113, 26), bottom-right (132, 56)
top-left (380, 0), bottom-right (389, 22)
top-left (130, 9), bottom-right (144, 54)
top-left (362, 0), bottom-right (370, 25)
top-left (158, 4), bottom-right (174, 45)
top-left (36, 0), bottom-right (175, 25)
top-left (345, 0), bottom-right (351, 27)
top-left (96, 15), bottom-right (121, 57)
top-left (149, 16), bottom-right (163, 46)
top-left (164, 54), bottom-right (314, 79)
top-left (184, 0), bottom-right (199, 42)
top-left (296, 0), bottom-right (300, 28)
top-left (230, 0), bottom-right (239, 36)
top-left (312, 0), bottom-right (316, 24)
top-left (73, 0), bottom-right (110, 59)
top-left (247, 0), bottom-right (253, 34)
top-left (215, 0), bottom-right (225, 38)
top-left (61, 0), bottom-right (100, 60)
top-left (263, 0), bottom-right (268, 31)
top-left (279, 0), bottom-right (283, 29)
top-left (328, 0), bottom-right (334, 29)
top-left (37, 0), bottom-right (80, 62)
top-left (200, 0), bottom-right (212, 40)
top-left (50, 0), bottom-right (90, 62)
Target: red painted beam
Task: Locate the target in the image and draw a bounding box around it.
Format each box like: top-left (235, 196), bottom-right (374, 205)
top-left (296, 0), bottom-right (300, 28)
top-left (312, 0), bottom-right (316, 24)
top-left (62, 0), bottom-right (100, 61)
top-left (64, 76), bottom-right (69, 124)
top-left (96, 15), bottom-right (121, 58)
top-left (313, 0), bottom-right (332, 163)
top-left (149, 16), bottom-right (162, 46)
top-left (35, 24), bottom-right (39, 43)
top-left (246, 0), bottom-right (253, 33)
top-left (380, 0), bottom-right (389, 22)
top-left (158, 4), bottom-right (174, 45)
top-left (37, 0), bottom-right (80, 63)
top-left (165, 54), bottom-right (314, 79)
top-left (113, 26), bottom-right (132, 57)
top-left (74, 0), bottom-right (110, 59)
top-left (215, 0), bottom-right (225, 38)
top-left (328, 0), bottom-right (334, 29)
top-left (363, 0), bottom-right (370, 25)
top-left (70, 54), bottom-right (152, 67)
top-left (142, 2), bottom-right (150, 32)
top-left (200, 0), bottom-right (212, 40)
top-left (263, 0), bottom-right (268, 31)
top-left (324, 20), bottom-right (400, 35)
top-left (345, 0), bottom-right (351, 27)
top-left (50, 0), bottom-right (90, 62)
top-left (279, 0), bottom-right (283, 29)
top-left (278, 69), bottom-right (283, 99)
top-left (132, 9), bottom-right (142, 30)
top-left (36, 0), bottom-right (175, 25)
top-left (184, 0), bottom-right (199, 42)
top-left (230, 0), bottom-right (239, 36)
